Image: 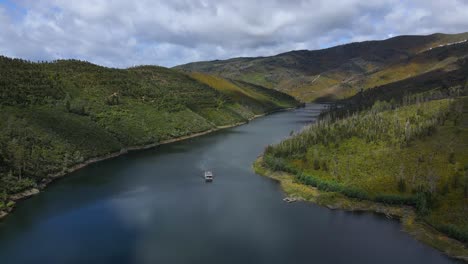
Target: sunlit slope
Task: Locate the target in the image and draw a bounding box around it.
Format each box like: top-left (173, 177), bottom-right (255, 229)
top-left (190, 72), bottom-right (299, 115)
top-left (261, 97), bottom-right (468, 245)
top-left (176, 32), bottom-right (468, 102)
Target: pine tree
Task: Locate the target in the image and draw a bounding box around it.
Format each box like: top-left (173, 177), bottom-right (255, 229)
top-left (464, 170), bottom-right (468, 198)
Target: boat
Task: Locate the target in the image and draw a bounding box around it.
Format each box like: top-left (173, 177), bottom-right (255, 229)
top-left (204, 171), bottom-right (213, 182)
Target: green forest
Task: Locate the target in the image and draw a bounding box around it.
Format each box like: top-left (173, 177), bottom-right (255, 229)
top-left (0, 56), bottom-right (300, 211)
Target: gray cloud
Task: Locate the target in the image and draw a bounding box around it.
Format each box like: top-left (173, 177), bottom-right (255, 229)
top-left (1, 0), bottom-right (467, 67)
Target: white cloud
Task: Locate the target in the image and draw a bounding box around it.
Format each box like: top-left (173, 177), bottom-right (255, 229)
top-left (0, 0), bottom-right (467, 67)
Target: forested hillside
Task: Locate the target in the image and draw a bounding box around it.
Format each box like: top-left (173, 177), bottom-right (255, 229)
top-left (1, 30), bottom-right (467, 258)
top-left (0, 56), bottom-right (299, 212)
top-left (176, 32), bottom-right (468, 102)
top-left (255, 64), bottom-right (468, 253)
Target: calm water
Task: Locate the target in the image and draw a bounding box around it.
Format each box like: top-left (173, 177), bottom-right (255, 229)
top-left (0, 105), bottom-right (457, 264)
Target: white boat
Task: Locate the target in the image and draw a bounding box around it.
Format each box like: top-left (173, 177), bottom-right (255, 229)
top-left (204, 171), bottom-right (213, 182)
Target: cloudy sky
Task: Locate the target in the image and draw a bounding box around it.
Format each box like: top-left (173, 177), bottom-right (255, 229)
top-left (1, 0), bottom-right (467, 68)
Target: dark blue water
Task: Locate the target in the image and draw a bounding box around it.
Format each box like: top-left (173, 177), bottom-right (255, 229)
top-left (0, 105), bottom-right (457, 263)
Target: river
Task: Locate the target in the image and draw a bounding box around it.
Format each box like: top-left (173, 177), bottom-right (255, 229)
top-left (0, 104), bottom-right (456, 263)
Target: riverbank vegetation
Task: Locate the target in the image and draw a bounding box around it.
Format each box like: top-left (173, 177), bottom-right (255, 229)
top-left (260, 91), bottom-right (468, 245)
top-left (0, 56), bottom-right (300, 212)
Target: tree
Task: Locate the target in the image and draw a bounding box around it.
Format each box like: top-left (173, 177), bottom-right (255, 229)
top-left (398, 164), bottom-right (406, 193)
top-left (64, 93), bottom-right (71, 111)
top-left (321, 160), bottom-right (329, 172)
top-left (415, 192), bottom-right (430, 216)
top-left (404, 119), bottom-right (411, 144)
top-left (312, 149), bottom-right (320, 170)
top-left (7, 139), bottom-right (26, 180)
top-left (215, 96), bottom-right (225, 110)
top-left (426, 155), bottom-right (439, 194)
top-left (345, 155), bottom-right (351, 179)
top-left (331, 156), bottom-right (339, 179)
top-left (464, 170), bottom-right (468, 198)
top-left (106, 92), bottom-right (120, 106)
top-left (452, 169), bottom-right (462, 189)
top-left (398, 178), bottom-right (406, 193)
top-left (447, 136), bottom-right (456, 164)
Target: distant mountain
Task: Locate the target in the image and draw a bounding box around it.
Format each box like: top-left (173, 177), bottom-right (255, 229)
top-left (175, 32), bottom-right (468, 102)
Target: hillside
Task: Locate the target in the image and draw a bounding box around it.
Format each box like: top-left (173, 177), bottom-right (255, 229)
top-left (335, 57), bottom-right (468, 112)
top-left (176, 32), bottom-right (468, 102)
top-left (255, 73), bottom-right (468, 257)
top-left (0, 56), bottom-right (299, 213)
top-left (189, 72), bottom-right (299, 114)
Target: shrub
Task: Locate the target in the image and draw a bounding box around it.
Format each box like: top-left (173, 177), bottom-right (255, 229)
top-left (431, 223), bottom-right (468, 244)
top-left (321, 161), bottom-right (329, 171)
top-left (397, 178), bottom-right (407, 193)
top-left (464, 173), bottom-right (468, 198)
top-left (296, 173), bottom-right (370, 200)
top-left (263, 155), bottom-right (298, 174)
top-left (448, 152), bottom-right (456, 164)
top-left (313, 159), bottom-right (320, 170)
top-left (415, 192), bottom-right (431, 216)
top-left (440, 182), bottom-right (449, 195)
top-left (341, 188), bottom-right (370, 200)
top-left (375, 194), bottom-right (415, 206)
top-left (452, 171), bottom-right (462, 189)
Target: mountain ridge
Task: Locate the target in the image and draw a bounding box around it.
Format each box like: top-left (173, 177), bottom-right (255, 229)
top-left (175, 32), bottom-right (468, 102)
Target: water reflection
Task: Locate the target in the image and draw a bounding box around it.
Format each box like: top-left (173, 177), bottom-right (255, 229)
top-left (0, 104), bottom-right (455, 264)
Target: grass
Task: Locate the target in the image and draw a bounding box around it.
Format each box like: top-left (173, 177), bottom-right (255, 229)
top-left (253, 156), bottom-right (468, 261)
top-left (259, 97), bottom-right (468, 250)
top-left (190, 72), bottom-right (298, 114)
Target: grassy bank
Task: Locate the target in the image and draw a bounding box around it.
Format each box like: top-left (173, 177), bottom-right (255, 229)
top-left (256, 96), bottom-right (468, 260)
top-left (253, 158), bottom-right (468, 261)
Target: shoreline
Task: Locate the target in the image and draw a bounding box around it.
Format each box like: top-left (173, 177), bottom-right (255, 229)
top-left (0, 106), bottom-right (297, 220)
top-left (252, 157), bottom-right (468, 262)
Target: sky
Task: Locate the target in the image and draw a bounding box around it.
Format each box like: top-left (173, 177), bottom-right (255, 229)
top-left (0, 0), bottom-right (468, 68)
